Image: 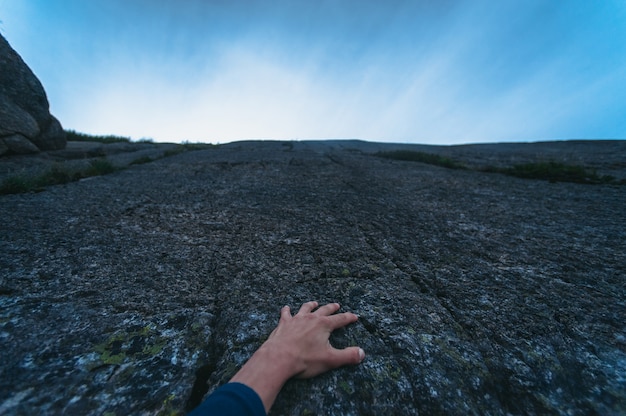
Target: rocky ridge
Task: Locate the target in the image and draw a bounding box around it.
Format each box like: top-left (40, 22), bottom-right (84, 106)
top-left (0, 34), bottom-right (66, 155)
top-left (1, 140), bottom-right (625, 415)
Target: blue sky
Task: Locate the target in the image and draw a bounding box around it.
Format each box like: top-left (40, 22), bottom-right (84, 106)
top-left (1, 0), bottom-right (625, 144)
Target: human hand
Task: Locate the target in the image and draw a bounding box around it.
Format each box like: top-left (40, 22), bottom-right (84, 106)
top-left (229, 301), bottom-right (364, 413)
top-left (263, 301), bottom-right (365, 379)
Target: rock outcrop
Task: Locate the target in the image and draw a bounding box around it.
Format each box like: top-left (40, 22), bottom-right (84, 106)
top-left (0, 34), bottom-right (66, 156)
top-left (0, 141), bottom-right (625, 415)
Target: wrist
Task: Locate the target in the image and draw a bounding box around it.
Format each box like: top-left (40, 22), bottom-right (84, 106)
top-left (229, 340), bottom-right (302, 413)
top-left (256, 339), bottom-right (303, 380)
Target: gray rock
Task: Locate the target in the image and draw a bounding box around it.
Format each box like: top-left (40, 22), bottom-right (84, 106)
top-left (0, 34), bottom-right (66, 155)
top-left (0, 141), bottom-right (185, 184)
top-left (31, 116), bottom-right (65, 151)
top-left (2, 134), bottom-right (40, 154)
top-left (0, 92), bottom-right (40, 138)
top-left (0, 141), bottom-right (625, 415)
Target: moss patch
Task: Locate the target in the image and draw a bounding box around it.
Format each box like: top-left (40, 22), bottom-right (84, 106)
top-left (93, 326), bottom-right (168, 366)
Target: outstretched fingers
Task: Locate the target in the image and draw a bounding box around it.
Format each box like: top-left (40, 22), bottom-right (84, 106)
top-left (326, 311), bottom-right (358, 330)
top-left (295, 302), bottom-right (358, 330)
top-left (313, 302), bottom-right (341, 316)
top-left (298, 301), bottom-right (319, 314)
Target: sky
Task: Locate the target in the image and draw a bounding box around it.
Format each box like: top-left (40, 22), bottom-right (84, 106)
top-left (0, 0), bottom-right (625, 145)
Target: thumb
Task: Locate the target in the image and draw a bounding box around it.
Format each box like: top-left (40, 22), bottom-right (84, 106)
top-left (329, 346), bottom-right (365, 368)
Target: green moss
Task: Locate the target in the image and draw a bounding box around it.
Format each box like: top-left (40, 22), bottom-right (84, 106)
top-left (434, 337), bottom-right (466, 364)
top-left (157, 394), bottom-right (180, 416)
top-left (100, 349), bottom-right (126, 365)
top-left (143, 341), bottom-right (166, 356)
top-left (366, 360), bottom-right (405, 385)
top-left (139, 325), bottom-right (153, 336)
top-left (339, 380), bottom-right (354, 394)
top-left (190, 322), bottom-right (203, 332)
top-left (95, 333), bottom-right (126, 364)
top-left (93, 326), bottom-right (168, 366)
top-left (222, 361), bottom-right (240, 379)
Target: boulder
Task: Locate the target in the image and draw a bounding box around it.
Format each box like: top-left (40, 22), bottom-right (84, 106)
top-left (2, 133), bottom-right (40, 154)
top-left (0, 34), bottom-right (66, 155)
top-left (31, 115), bottom-right (66, 151)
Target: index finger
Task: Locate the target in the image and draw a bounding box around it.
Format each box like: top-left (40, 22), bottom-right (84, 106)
top-left (325, 311), bottom-right (358, 330)
top-left (313, 302), bottom-right (341, 316)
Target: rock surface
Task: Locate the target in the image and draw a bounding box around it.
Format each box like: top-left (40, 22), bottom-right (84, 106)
top-left (0, 34), bottom-right (66, 155)
top-left (1, 140), bottom-right (625, 415)
top-left (0, 140), bottom-right (183, 184)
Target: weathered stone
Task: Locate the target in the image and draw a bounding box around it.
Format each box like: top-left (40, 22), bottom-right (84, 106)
top-left (0, 139), bottom-right (8, 156)
top-left (2, 134), bottom-right (40, 154)
top-left (0, 92), bottom-right (40, 138)
top-left (0, 34), bottom-right (65, 154)
top-left (0, 141), bottom-right (624, 415)
top-left (31, 116), bottom-right (65, 151)
top-left (0, 141), bottom-right (184, 184)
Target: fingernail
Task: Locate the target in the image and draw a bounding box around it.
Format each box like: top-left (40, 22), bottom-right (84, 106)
top-left (358, 348), bottom-right (365, 362)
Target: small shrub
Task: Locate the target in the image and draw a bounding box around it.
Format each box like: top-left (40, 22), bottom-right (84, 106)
top-left (376, 150), bottom-right (465, 169)
top-left (485, 161), bottom-right (616, 184)
top-left (181, 142), bottom-right (216, 151)
top-left (164, 148), bottom-right (186, 157)
top-left (161, 143), bottom-right (216, 157)
top-left (0, 175), bottom-right (37, 195)
top-left (0, 159), bottom-right (117, 195)
top-left (44, 164), bottom-right (76, 185)
top-left (130, 156), bottom-right (154, 165)
top-left (65, 129), bottom-right (131, 144)
top-left (85, 159), bottom-right (117, 176)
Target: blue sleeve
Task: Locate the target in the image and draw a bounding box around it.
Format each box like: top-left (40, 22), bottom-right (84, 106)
top-left (187, 382), bottom-right (266, 416)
